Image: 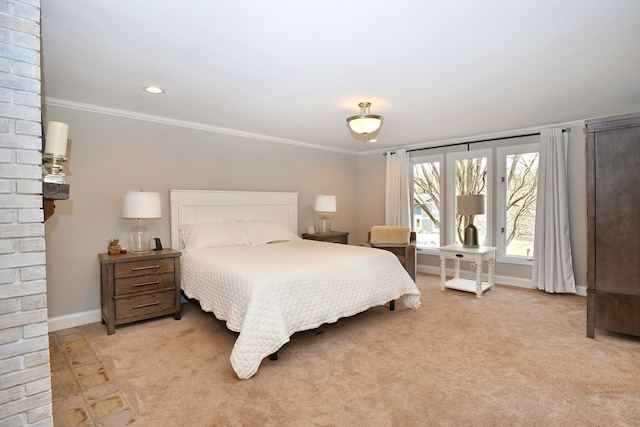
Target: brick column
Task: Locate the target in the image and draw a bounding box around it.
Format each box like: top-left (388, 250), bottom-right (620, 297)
top-left (0, 1), bottom-right (53, 426)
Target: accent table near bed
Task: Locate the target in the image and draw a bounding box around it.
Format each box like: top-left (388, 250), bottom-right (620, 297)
top-left (99, 249), bottom-right (182, 335)
top-left (301, 230), bottom-right (349, 244)
top-left (439, 244), bottom-right (497, 298)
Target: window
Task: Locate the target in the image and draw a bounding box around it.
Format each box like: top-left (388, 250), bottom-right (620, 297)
top-left (448, 150), bottom-right (491, 246)
top-left (411, 139), bottom-right (539, 265)
top-left (498, 143), bottom-right (540, 263)
top-left (412, 155), bottom-right (442, 249)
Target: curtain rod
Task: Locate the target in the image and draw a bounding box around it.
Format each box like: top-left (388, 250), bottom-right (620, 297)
top-left (384, 128), bottom-right (570, 156)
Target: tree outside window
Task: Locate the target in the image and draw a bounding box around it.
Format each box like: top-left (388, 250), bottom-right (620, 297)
top-left (413, 160), bottom-right (440, 248)
top-left (505, 151), bottom-right (539, 257)
top-left (412, 143), bottom-right (538, 261)
top-left (455, 157), bottom-right (487, 245)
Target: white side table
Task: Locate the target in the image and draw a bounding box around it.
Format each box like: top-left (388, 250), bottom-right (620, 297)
top-left (439, 244), bottom-right (497, 298)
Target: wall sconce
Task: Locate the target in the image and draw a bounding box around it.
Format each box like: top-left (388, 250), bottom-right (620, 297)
top-left (42, 121), bottom-right (69, 184)
top-left (122, 191), bottom-right (162, 253)
top-left (457, 194), bottom-right (485, 248)
top-left (314, 195), bottom-right (336, 234)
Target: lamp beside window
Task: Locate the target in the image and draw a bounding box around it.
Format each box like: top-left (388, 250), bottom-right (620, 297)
top-left (122, 191), bottom-right (161, 253)
top-left (314, 195), bottom-right (336, 234)
top-left (457, 194), bottom-right (485, 248)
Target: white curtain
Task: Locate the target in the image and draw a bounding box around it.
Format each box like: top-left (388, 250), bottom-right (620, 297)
top-left (532, 128), bottom-right (576, 293)
top-left (385, 149), bottom-right (411, 226)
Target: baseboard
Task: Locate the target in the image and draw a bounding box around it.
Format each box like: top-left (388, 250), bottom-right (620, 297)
top-left (48, 272), bottom-right (587, 332)
top-left (418, 264), bottom-right (586, 295)
top-left (48, 309), bottom-right (102, 332)
top-left (48, 302), bottom-right (190, 332)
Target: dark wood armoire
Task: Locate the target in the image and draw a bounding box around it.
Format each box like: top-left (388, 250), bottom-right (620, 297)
top-left (586, 112), bottom-right (640, 338)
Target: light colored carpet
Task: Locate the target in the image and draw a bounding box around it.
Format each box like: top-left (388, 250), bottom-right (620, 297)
top-left (80, 274), bottom-right (640, 426)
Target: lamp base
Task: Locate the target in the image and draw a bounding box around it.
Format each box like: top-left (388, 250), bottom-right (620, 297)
top-left (128, 221), bottom-right (151, 253)
top-left (42, 154), bottom-right (68, 184)
top-left (317, 215), bottom-right (331, 234)
top-left (463, 224), bottom-right (479, 248)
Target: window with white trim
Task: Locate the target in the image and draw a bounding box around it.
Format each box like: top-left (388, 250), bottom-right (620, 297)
top-left (411, 139), bottom-right (539, 265)
top-left (412, 154), bottom-right (442, 249)
top-left (497, 143), bottom-right (540, 263)
top-left (447, 150), bottom-right (491, 247)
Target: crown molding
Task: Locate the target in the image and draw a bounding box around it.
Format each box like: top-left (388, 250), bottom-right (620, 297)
top-left (43, 97), bottom-right (360, 156)
top-left (367, 119), bottom-right (586, 156)
top-left (44, 97), bottom-right (586, 158)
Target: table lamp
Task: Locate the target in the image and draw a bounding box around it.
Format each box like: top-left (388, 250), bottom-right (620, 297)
top-left (457, 194), bottom-right (485, 248)
top-left (122, 190), bottom-right (161, 253)
top-left (314, 195), bottom-right (336, 234)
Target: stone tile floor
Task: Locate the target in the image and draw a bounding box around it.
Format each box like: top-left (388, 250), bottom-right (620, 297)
top-left (49, 327), bottom-right (135, 426)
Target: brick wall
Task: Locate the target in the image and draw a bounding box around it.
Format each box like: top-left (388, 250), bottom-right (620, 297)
top-left (0, 1), bottom-right (53, 426)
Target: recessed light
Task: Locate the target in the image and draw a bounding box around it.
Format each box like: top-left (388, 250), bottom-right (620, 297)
top-left (144, 86), bottom-right (165, 94)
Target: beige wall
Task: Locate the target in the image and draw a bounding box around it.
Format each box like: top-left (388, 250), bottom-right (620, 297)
top-left (43, 106), bottom-right (359, 318)
top-left (44, 103), bottom-right (589, 322)
top-left (355, 152), bottom-right (386, 241)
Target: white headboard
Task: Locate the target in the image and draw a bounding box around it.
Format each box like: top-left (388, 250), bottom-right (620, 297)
top-left (170, 190), bottom-right (299, 250)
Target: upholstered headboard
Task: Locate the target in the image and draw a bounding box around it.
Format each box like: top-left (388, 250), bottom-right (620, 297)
top-left (169, 190), bottom-right (299, 250)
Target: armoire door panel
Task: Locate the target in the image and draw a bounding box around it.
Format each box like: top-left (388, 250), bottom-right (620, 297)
top-left (586, 112), bottom-right (640, 338)
top-left (594, 127), bottom-right (640, 296)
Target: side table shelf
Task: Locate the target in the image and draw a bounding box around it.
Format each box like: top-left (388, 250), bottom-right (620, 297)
top-left (439, 244), bottom-right (497, 298)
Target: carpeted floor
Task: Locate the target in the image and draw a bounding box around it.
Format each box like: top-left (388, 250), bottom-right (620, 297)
top-left (66, 273), bottom-right (640, 426)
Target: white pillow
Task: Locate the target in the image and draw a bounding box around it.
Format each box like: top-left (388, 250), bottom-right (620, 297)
top-left (179, 220), bottom-right (250, 250)
top-left (238, 219), bottom-right (300, 245)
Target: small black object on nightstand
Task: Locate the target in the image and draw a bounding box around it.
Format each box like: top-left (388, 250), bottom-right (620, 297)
top-left (153, 238), bottom-right (163, 251)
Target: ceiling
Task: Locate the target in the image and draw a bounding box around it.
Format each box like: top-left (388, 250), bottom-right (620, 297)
top-left (40, 1), bottom-right (640, 154)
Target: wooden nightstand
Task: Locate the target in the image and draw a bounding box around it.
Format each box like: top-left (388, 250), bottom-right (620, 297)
top-left (99, 249), bottom-right (181, 335)
top-left (302, 231), bottom-right (349, 244)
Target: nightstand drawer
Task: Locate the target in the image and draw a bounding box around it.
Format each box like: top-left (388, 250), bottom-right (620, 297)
top-left (114, 272), bottom-right (175, 296)
top-left (115, 291), bottom-right (176, 321)
top-left (114, 257), bottom-right (175, 279)
top-left (302, 231), bottom-right (349, 244)
top-left (325, 236), bottom-right (348, 244)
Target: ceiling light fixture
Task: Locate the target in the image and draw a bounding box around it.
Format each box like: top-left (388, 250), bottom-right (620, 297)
top-left (346, 102), bottom-right (383, 141)
top-left (144, 85), bottom-right (165, 94)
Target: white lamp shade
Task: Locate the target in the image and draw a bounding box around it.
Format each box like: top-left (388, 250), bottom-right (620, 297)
top-left (122, 191), bottom-right (162, 219)
top-left (314, 195), bottom-right (337, 213)
top-left (457, 194), bottom-right (485, 216)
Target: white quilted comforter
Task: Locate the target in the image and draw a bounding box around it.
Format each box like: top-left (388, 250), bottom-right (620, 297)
top-left (181, 239), bottom-right (421, 379)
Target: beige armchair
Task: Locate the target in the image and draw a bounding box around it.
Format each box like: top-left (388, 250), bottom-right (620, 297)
top-left (364, 226), bottom-right (417, 283)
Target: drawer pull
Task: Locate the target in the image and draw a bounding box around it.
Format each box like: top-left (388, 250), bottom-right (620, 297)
top-left (132, 301), bottom-right (160, 309)
top-left (132, 280), bottom-right (160, 287)
top-left (456, 254), bottom-right (463, 258)
top-left (131, 264), bottom-right (160, 271)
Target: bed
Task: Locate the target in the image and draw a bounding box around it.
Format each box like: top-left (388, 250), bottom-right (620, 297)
top-left (170, 190), bottom-right (421, 379)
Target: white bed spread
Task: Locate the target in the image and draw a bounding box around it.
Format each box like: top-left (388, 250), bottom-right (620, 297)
top-left (181, 239), bottom-right (421, 379)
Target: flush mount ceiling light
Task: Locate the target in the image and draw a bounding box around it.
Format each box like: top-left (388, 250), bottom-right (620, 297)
top-left (143, 85), bottom-right (165, 94)
top-left (346, 102), bottom-right (383, 141)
